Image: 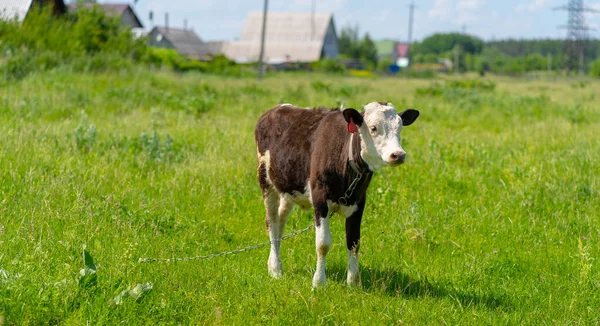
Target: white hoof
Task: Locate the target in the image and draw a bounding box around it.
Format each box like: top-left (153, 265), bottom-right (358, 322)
top-left (312, 272), bottom-right (326, 287)
top-left (347, 271), bottom-right (360, 286)
top-left (268, 257), bottom-right (283, 278)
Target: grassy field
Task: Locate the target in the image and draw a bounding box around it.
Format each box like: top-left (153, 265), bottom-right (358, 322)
top-left (1, 68), bottom-right (599, 324)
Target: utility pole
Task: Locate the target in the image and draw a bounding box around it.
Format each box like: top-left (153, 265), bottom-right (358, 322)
top-left (407, 1), bottom-right (415, 45)
top-left (554, 0), bottom-right (598, 74)
top-left (311, 0), bottom-right (316, 41)
top-left (258, 0), bottom-right (269, 81)
top-left (454, 45), bottom-right (460, 74)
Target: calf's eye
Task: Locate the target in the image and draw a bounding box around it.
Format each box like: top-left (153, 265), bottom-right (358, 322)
top-left (370, 126), bottom-right (377, 133)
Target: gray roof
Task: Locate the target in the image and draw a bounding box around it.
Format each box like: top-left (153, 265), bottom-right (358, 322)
top-left (0, 0), bottom-right (33, 22)
top-left (224, 12), bottom-right (335, 64)
top-left (152, 26), bottom-right (206, 58)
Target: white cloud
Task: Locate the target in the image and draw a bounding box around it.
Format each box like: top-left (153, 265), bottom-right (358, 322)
top-left (585, 2), bottom-right (600, 29)
top-left (428, 0), bottom-right (485, 26)
top-left (428, 0), bottom-right (452, 21)
top-left (289, 0), bottom-right (346, 12)
top-left (458, 0), bottom-right (484, 10)
top-left (516, 0), bottom-right (551, 13)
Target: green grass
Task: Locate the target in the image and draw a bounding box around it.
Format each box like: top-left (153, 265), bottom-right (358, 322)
top-left (1, 68), bottom-right (599, 324)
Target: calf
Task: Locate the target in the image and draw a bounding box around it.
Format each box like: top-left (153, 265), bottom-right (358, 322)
top-left (255, 102), bottom-right (419, 287)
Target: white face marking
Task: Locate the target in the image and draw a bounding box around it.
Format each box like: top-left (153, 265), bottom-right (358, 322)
top-left (280, 103), bottom-right (293, 106)
top-left (358, 102), bottom-right (406, 170)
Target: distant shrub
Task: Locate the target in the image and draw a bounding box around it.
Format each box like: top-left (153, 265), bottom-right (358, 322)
top-left (415, 79), bottom-right (496, 97)
top-left (310, 58), bottom-right (346, 73)
top-left (147, 49), bottom-right (249, 76)
top-left (310, 80), bottom-right (367, 98)
top-left (0, 5), bottom-right (147, 80)
top-left (407, 69), bottom-right (438, 79)
top-left (0, 49), bottom-right (37, 80)
top-left (138, 130), bottom-right (176, 163)
top-left (349, 69), bottom-right (375, 78)
top-left (590, 59), bottom-right (600, 78)
top-left (445, 79), bottom-right (496, 91)
top-left (70, 52), bottom-right (135, 73)
top-left (73, 111), bottom-right (96, 153)
top-left (376, 58), bottom-right (394, 73)
top-left (147, 48), bottom-right (187, 70)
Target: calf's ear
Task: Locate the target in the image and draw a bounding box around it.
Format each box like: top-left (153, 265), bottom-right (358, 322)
top-left (399, 109), bottom-right (420, 126)
top-left (342, 108), bottom-right (364, 126)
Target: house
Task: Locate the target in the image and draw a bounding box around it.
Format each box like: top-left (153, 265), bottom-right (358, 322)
top-left (148, 26), bottom-right (213, 60)
top-left (395, 42), bottom-right (410, 68)
top-left (224, 12), bottom-right (339, 64)
top-left (0, 0), bottom-right (66, 22)
top-left (67, 3), bottom-right (143, 29)
top-left (375, 39), bottom-right (397, 60)
top-left (375, 40), bottom-right (411, 68)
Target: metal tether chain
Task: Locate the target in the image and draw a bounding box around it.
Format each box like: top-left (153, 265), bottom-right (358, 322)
top-left (138, 171), bottom-right (363, 264)
top-left (138, 224), bottom-right (314, 263)
top-left (139, 135), bottom-right (365, 264)
top-left (338, 171), bottom-right (363, 206)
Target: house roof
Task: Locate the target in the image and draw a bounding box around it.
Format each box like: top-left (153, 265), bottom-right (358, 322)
top-left (224, 41), bottom-right (324, 64)
top-left (240, 11), bottom-right (334, 42)
top-left (396, 43), bottom-right (410, 58)
top-left (225, 11), bottom-right (336, 63)
top-left (0, 0), bottom-right (33, 21)
top-left (151, 26), bottom-right (207, 58)
top-left (67, 3), bottom-right (143, 27)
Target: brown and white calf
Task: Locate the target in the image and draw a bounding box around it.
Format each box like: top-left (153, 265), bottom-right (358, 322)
top-left (255, 102), bottom-right (419, 287)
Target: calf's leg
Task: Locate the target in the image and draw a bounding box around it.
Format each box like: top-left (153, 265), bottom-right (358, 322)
top-left (345, 201), bottom-right (365, 286)
top-left (312, 202), bottom-right (331, 287)
top-left (264, 189), bottom-right (284, 278)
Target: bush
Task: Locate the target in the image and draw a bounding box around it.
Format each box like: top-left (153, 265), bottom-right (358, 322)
top-left (590, 59), bottom-right (600, 78)
top-left (377, 58), bottom-right (394, 73)
top-left (147, 48), bottom-right (188, 69)
top-left (349, 69), bottom-right (375, 78)
top-left (415, 79), bottom-right (496, 96)
top-left (407, 69), bottom-right (437, 79)
top-left (0, 4), bottom-right (148, 80)
top-left (310, 58), bottom-right (346, 74)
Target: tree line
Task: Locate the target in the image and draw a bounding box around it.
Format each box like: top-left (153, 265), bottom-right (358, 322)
top-left (338, 27), bottom-right (600, 75)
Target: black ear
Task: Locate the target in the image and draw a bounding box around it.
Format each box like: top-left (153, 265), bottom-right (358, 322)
top-left (399, 109), bottom-right (419, 126)
top-left (342, 108), bottom-right (364, 126)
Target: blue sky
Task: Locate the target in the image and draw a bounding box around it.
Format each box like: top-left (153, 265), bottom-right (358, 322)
top-left (105, 0), bottom-right (600, 41)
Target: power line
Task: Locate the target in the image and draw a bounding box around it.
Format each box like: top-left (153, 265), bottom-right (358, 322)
top-left (554, 0), bottom-right (598, 74)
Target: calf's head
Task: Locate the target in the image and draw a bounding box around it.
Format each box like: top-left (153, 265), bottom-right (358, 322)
top-left (343, 102), bottom-right (419, 170)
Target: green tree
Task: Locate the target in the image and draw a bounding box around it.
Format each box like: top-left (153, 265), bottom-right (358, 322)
top-left (412, 33), bottom-right (484, 55)
top-left (360, 33), bottom-right (378, 69)
top-left (338, 25), bottom-right (378, 69)
top-left (338, 25), bottom-right (360, 59)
